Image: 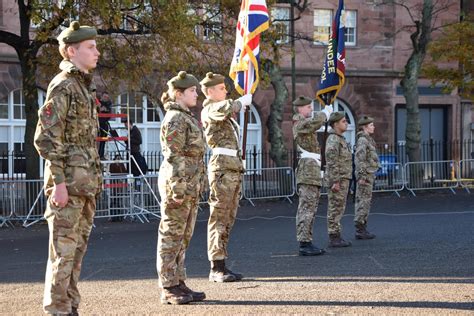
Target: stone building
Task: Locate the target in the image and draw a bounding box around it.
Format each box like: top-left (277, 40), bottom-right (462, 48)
top-left (0, 0), bottom-right (472, 175)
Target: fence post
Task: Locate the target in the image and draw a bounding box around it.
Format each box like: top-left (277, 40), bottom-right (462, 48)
top-left (252, 146), bottom-right (257, 196)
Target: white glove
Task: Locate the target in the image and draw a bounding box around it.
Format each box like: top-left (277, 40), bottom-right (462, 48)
top-left (321, 104), bottom-right (334, 120)
top-left (237, 94), bottom-right (252, 108)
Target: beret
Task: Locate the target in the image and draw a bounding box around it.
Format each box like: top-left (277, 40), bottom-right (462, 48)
top-left (292, 96), bottom-right (313, 107)
top-left (358, 115), bottom-right (374, 126)
top-left (168, 71), bottom-right (200, 89)
top-left (329, 111), bottom-right (345, 124)
top-left (57, 21), bottom-right (97, 44)
top-left (200, 72), bottom-right (225, 87)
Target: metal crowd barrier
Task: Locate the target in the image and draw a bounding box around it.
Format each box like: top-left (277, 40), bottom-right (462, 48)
top-left (373, 162), bottom-right (405, 197)
top-left (95, 174), bottom-right (160, 222)
top-left (459, 159), bottom-right (474, 193)
top-left (404, 160), bottom-right (459, 196)
top-left (0, 179), bottom-right (47, 228)
top-left (3, 160), bottom-right (474, 228)
top-left (242, 167), bottom-right (295, 206)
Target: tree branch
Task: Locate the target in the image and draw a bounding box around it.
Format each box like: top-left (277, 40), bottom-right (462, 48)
top-left (0, 30), bottom-right (22, 51)
top-left (97, 28), bottom-right (152, 35)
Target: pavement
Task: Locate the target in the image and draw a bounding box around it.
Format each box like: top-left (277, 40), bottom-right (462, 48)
top-left (1, 190), bottom-right (473, 314)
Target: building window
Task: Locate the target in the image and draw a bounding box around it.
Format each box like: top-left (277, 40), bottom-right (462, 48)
top-left (117, 92), bottom-right (143, 124)
top-left (8, 89), bottom-right (45, 121)
top-left (120, 1), bottom-right (151, 32)
top-left (0, 93), bottom-right (7, 119)
top-left (271, 7), bottom-right (290, 44)
top-left (313, 9), bottom-right (332, 45)
top-left (0, 143), bottom-right (8, 174)
top-left (146, 97), bottom-right (162, 123)
top-left (202, 5), bottom-right (222, 41)
top-left (13, 142), bottom-right (25, 174)
top-left (12, 90), bottom-right (25, 120)
top-left (344, 10), bottom-right (357, 46)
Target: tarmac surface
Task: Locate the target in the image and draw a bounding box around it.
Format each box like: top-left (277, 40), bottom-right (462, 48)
top-left (1, 190), bottom-right (473, 314)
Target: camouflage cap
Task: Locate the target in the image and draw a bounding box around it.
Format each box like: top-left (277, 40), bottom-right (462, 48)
top-left (293, 96), bottom-right (313, 107)
top-left (57, 21), bottom-right (97, 44)
top-left (168, 71), bottom-right (200, 89)
top-left (329, 111), bottom-right (345, 124)
top-left (358, 115), bottom-right (374, 126)
top-left (200, 72), bottom-right (225, 87)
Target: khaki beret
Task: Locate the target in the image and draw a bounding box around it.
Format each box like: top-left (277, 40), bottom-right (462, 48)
top-left (200, 72), bottom-right (225, 87)
top-left (168, 71), bottom-right (200, 89)
top-left (358, 115), bottom-right (374, 126)
top-left (329, 111), bottom-right (345, 124)
top-left (293, 96), bottom-right (313, 107)
top-left (57, 21), bottom-right (97, 44)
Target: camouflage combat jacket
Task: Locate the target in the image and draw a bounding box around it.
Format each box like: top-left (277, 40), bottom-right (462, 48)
top-left (34, 60), bottom-right (102, 198)
top-left (159, 101), bottom-right (206, 200)
top-left (201, 99), bottom-right (244, 173)
top-left (293, 112), bottom-right (326, 186)
top-left (325, 132), bottom-right (353, 186)
top-left (355, 131), bottom-right (381, 181)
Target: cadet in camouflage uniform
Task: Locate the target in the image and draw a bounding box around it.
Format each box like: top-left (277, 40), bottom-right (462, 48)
top-left (354, 116), bottom-right (380, 239)
top-left (325, 112), bottom-right (352, 248)
top-left (292, 96), bottom-right (332, 256)
top-left (157, 71), bottom-right (207, 305)
top-left (34, 21), bottom-right (102, 315)
top-left (200, 72), bottom-right (252, 282)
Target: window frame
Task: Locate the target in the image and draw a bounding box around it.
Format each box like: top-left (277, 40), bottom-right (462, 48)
top-left (344, 10), bottom-right (357, 46)
top-left (271, 6), bottom-right (291, 45)
top-left (313, 9), bottom-right (332, 46)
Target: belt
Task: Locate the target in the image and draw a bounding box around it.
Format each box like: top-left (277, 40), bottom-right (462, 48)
top-left (212, 147), bottom-right (238, 157)
top-left (300, 151), bottom-right (321, 166)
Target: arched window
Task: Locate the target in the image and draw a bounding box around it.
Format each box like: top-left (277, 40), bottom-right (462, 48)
top-left (112, 91), bottom-right (163, 154)
top-left (313, 98), bottom-right (356, 147)
top-left (236, 104), bottom-right (262, 169)
top-left (116, 91), bottom-right (144, 124)
top-left (0, 88), bottom-right (46, 177)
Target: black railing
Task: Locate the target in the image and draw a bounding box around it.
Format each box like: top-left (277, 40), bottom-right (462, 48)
top-left (372, 139), bottom-right (474, 165)
top-left (0, 139), bottom-right (472, 178)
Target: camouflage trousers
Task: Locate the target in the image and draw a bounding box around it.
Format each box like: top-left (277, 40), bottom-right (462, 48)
top-left (43, 195), bottom-right (95, 315)
top-left (296, 184), bottom-right (321, 242)
top-left (354, 175), bottom-right (375, 225)
top-left (327, 179), bottom-right (350, 235)
top-left (157, 181), bottom-right (200, 288)
top-left (207, 170), bottom-right (242, 261)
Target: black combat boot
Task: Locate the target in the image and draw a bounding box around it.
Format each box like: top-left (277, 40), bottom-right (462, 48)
top-left (355, 223), bottom-right (376, 240)
top-left (223, 260), bottom-right (244, 281)
top-left (178, 280), bottom-right (206, 302)
top-left (209, 260), bottom-right (236, 282)
top-left (298, 241), bottom-right (326, 256)
top-left (328, 233), bottom-right (352, 248)
top-left (161, 285), bottom-right (193, 305)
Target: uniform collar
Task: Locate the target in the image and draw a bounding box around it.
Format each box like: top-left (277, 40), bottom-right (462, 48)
top-left (292, 113), bottom-right (306, 121)
top-left (59, 60), bottom-right (94, 87)
top-left (164, 101), bottom-right (192, 115)
top-left (203, 98), bottom-right (227, 108)
top-left (357, 131), bottom-right (371, 140)
top-left (330, 130), bottom-right (346, 138)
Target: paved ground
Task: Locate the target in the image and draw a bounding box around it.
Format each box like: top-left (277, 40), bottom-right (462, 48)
top-left (1, 190), bottom-right (473, 314)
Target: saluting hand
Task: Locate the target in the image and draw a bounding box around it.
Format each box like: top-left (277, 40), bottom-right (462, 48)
top-left (52, 182), bottom-right (69, 208)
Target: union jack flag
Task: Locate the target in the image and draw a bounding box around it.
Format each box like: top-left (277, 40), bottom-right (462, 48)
top-left (316, 0), bottom-right (346, 105)
top-left (229, 0), bottom-right (269, 95)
